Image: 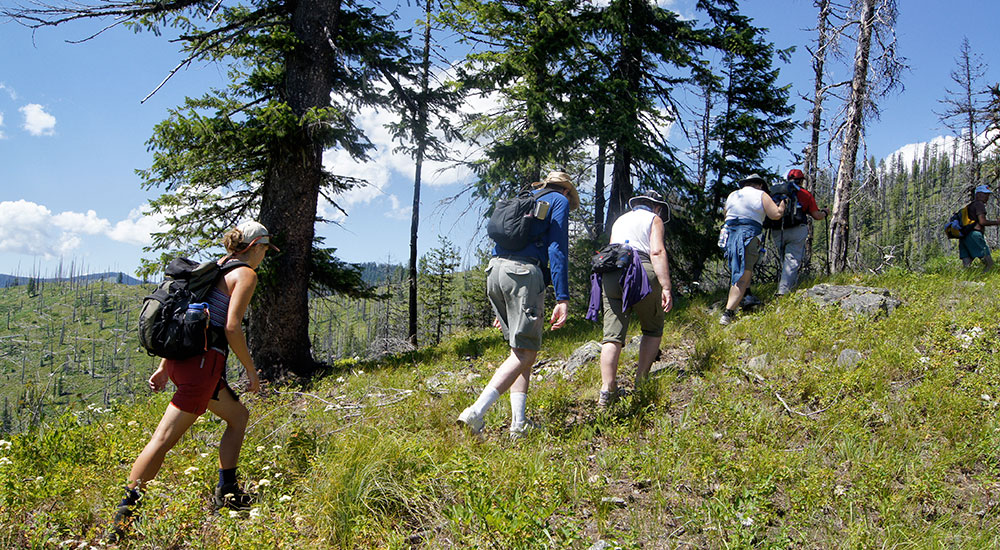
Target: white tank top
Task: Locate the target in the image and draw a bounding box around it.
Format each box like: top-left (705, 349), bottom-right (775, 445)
top-left (609, 208), bottom-right (656, 254)
top-left (725, 187), bottom-right (766, 225)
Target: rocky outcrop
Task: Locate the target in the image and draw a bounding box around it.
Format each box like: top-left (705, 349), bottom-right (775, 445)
top-left (805, 284), bottom-right (901, 318)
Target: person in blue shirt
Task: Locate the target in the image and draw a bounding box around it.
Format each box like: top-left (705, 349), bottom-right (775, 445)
top-left (458, 171), bottom-right (579, 439)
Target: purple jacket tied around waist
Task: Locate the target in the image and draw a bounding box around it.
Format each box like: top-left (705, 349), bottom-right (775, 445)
top-left (586, 248), bottom-right (651, 321)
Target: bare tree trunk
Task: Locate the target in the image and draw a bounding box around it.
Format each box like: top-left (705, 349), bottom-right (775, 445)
top-left (829, 0), bottom-right (875, 274)
top-left (594, 141), bottom-right (606, 237)
top-left (804, 0), bottom-right (832, 271)
top-left (408, 0), bottom-right (433, 348)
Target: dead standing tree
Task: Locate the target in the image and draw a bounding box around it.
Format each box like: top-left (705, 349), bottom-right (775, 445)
top-left (828, 0), bottom-right (905, 274)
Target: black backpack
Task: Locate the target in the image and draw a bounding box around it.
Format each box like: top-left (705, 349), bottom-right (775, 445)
top-left (137, 258), bottom-right (249, 359)
top-left (487, 188), bottom-right (559, 250)
top-left (763, 181), bottom-right (809, 230)
top-left (591, 243), bottom-right (633, 273)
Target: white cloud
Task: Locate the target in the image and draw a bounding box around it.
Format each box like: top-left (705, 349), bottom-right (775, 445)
top-left (107, 206), bottom-right (168, 245)
top-left (20, 103), bottom-right (56, 136)
top-left (0, 112), bottom-right (5, 139)
top-left (0, 200), bottom-right (165, 258)
top-left (385, 194), bottom-right (412, 220)
top-left (0, 83), bottom-right (16, 101)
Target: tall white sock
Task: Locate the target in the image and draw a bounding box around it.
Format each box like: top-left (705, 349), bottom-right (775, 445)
top-left (510, 391), bottom-right (527, 429)
top-left (469, 386), bottom-right (501, 418)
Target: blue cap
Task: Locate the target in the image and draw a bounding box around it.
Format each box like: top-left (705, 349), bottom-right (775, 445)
top-left (976, 184), bottom-right (993, 194)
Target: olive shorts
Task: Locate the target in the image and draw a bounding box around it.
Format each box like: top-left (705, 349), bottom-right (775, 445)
top-left (601, 259), bottom-right (664, 345)
top-left (486, 257), bottom-right (546, 351)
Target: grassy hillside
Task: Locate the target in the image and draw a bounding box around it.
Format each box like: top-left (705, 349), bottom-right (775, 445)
top-left (4, 260), bottom-right (1000, 547)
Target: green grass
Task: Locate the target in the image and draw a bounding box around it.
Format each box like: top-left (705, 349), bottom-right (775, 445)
top-left (6, 260), bottom-right (1000, 547)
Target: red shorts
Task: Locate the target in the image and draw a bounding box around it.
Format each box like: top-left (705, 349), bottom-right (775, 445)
top-left (165, 350), bottom-right (236, 415)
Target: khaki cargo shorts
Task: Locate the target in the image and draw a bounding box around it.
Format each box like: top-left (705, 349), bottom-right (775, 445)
top-left (486, 257), bottom-right (546, 351)
top-left (601, 259), bottom-right (664, 345)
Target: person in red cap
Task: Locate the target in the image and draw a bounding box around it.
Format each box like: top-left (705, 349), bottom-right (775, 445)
top-left (771, 169), bottom-right (828, 296)
top-left (110, 221), bottom-right (278, 541)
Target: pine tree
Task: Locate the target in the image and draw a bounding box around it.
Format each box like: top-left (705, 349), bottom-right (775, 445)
top-left (418, 236), bottom-right (460, 345)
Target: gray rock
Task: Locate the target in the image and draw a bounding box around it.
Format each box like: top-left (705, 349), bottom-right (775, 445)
top-left (600, 496), bottom-right (628, 507)
top-left (588, 541), bottom-right (614, 550)
top-left (623, 335), bottom-right (642, 355)
top-left (747, 353), bottom-right (769, 371)
top-left (837, 348), bottom-right (863, 368)
top-left (805, 284), bottom-right (901, 318)
top-left (564, 340), bottom-right (602, 376)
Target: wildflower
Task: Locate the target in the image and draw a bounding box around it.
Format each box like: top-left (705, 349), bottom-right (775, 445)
top-left (834, 484), bottom-right (848, 496)
top-left (279, 495), bottom-right (292, 503)
top-left (200, 453), bottom-right (209, 458)
top-left (249, 508), bottom-right (261, 519)
top-left (0, 440), bottom-right (10, 451)
top-left (262, 465), bottom-right (271, 471)
top-left (983, 394), bottom-right (993, 402)
top-left (336, 376), bottom-right (346, 384)
top-left (272, 445), bottom-right (282, 450)
top-left (0, 457), bottom-right (12, 466)
top-left (275, 473), bottom-right (283, 479)
top-left (184, 466), bottom-right (199, 476)
top-left (740, 515), bottom-right (754, 527)
top-left (127, 420), bottom-right (138, 427)
top-left (229, 510), bottom-right (240, 518)
top-left (324, 405), bottom-right (335, 412)
top-left (105, 423), bottom-right (114, 430)
top-left (258, 479), bottom-right (271, 487)
top-left (256, 446), bottom-right (266, 452)
top-left (35, 476), bottom-right (44, 483)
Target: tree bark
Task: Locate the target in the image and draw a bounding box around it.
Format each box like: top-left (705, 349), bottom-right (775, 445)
top-left (250, 0), bottom-right (341, 378)
top-left (408, 0), bottom-right (433, 348)
top-left (829, 0), bottom-right (875, 274)
top-left (803, 0), bottom-right (831, 272)
top-left (594, 141), bottom-right (606, 237)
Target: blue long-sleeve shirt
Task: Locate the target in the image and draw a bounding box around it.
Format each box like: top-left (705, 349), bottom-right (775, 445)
top-left (493, 189), bottom-right (571, 301)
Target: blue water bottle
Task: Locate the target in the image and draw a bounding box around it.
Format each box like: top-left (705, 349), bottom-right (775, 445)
top-left (185, 302), bottom-right (208, 324)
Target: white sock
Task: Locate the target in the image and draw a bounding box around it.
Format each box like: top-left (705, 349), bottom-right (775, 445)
top-left (469, 386), bottom-right (501, 418)
top-left (510, 391), bottom-right (527, 429)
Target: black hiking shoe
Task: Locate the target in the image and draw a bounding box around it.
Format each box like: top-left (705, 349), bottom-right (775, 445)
top-left (213, 483), bottom-right (256, 511)
top-left (107, 488), bottom-right (142, 543)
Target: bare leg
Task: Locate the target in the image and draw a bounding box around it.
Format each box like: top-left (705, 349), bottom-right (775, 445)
top-left (636, 335), bottom-right (662, 382)
top-left (725, 268), bottom-right (754, 311)
top-left (599, 342), bottom-right (623, 392)
top-left (128, 403), bottom-right (199, 490)
top-left (486, 348), bottom-right (538, 395)
top-left (206, 389), bottom-right (249, 470)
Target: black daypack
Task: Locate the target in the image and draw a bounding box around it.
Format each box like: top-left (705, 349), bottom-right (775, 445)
top-left (487, 188), bottom-right (559, 250)
top-left (591, 243), bottom-right (633, 273)
top-left (138, 258), bottom-right (249, 359)
top-left (763, 182), bottom-right (809, 230)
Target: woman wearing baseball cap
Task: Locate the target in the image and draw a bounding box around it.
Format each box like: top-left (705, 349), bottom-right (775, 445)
top-left (111, 221), bottom-right (277, 541)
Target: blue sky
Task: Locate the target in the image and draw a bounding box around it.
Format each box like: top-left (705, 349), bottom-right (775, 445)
top-left (1, 0), bottom-right (999, 277)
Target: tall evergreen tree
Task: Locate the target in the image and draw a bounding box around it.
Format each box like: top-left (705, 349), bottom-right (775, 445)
top-left (418, 236), bottom-right (460, 345)
top-left (3, 0), bottom-right (414, 378)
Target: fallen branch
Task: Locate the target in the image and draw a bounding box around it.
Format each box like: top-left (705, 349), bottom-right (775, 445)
top-left (775, 391), bottom-right (829, 418)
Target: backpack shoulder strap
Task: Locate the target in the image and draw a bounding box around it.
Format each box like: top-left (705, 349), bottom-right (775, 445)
top-left (219, 259), bottom-right (252, 273)
top-left (533, 188), bottom-right (560, 200)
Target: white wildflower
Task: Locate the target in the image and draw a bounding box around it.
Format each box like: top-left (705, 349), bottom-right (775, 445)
top-left (184, 467), bottom-right (199, 476)
top-left (279, 495), bottom-right (292, 503)
top-left (336, 376), bottom-right (346, 383)
top-left (0, 457), bottom-right (12, 466)
top-left (739, 515), bottom-right (754, 527)
top-left (127, 420), bottom-right (138, 427)
top-left (272, 445), bottom-right (282, 450)
top-left (262, 465), bottom-right (271, 471)
top-left (249, 508), bottom-right (261, 519)
top-left (105, 424), bottom-right (114, 430)
top-left (0, 439), bottom-right (11, 451)
top-left (256, 445), bottom-right (266, 452)
top-left (229, 510), bottom-right (240, 518)
top-left (275, 472), bottom-right (283, 478)
top-left (324, 405), bottom-right (335, 412)
top-left (258, 478), bottom-right (271, 487)
top-left (356, 370), bottom-right (364, 376)
top-left (199, 453), bottom-right (209, 458)
top-left (35, 476), bottom-right (44, 483)
top-left (834, 484), bottom-right (847, 496)
top-left (983, 394), bottom-right (992, 402)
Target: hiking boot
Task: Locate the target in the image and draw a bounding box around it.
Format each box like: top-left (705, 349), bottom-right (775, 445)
top-left (719, 309), bottom-right (736, 326)
top-left (741, 294), bottom-right (762, 308)
top-left (597, 389), bottom-right (620, 408)
top-left (456, 407), bottom-right (485, 436)
top-left (509, 418), bottom-right (541, 440)
top-left (213, 483), bottom-right (256, 511)
top-left (107, 488), bottom-right (142, 543)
